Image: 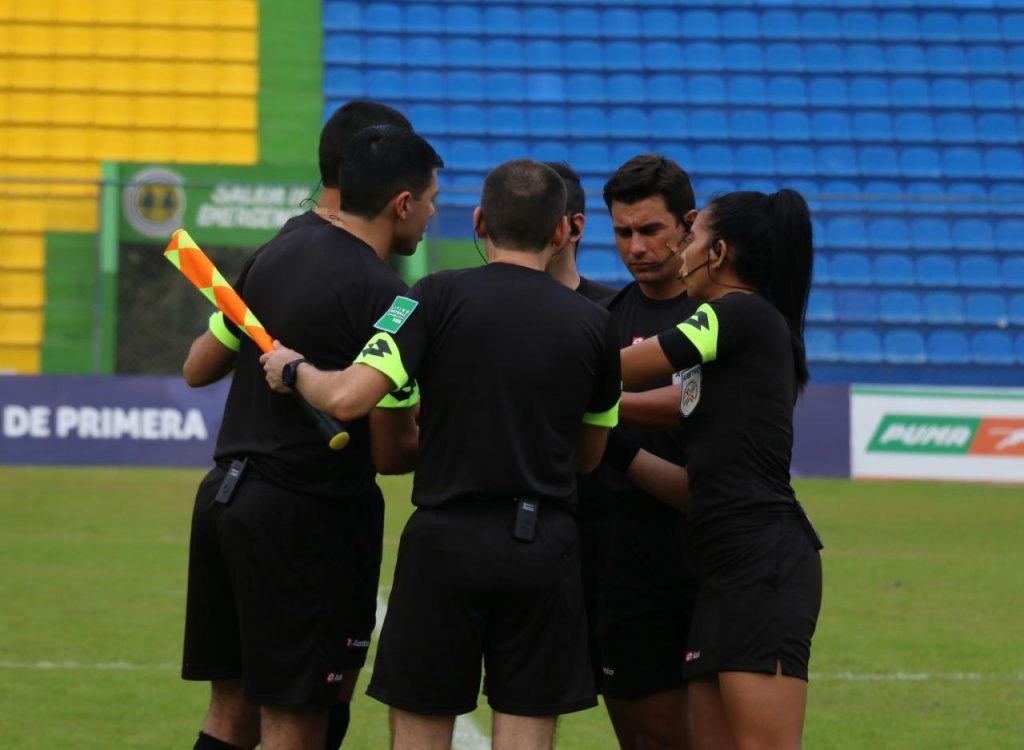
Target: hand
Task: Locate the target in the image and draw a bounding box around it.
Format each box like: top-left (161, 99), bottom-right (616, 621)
top-left (260, 341), bottom-right (303, 393)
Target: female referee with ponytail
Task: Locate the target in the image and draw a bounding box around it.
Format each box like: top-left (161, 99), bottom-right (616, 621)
top-left (610, 189), bottom-right (823, 750)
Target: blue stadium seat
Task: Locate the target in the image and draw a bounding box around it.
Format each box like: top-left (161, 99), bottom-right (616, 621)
top-left (571, 142), bottom-right (612, 173)
top-left (489, 139), bottom-right (528, 165)
top-left (611, 142), bottom-right (649, 169)
top-left (859, 146), bottom-right (900, 178)
top-left (996, 219), bottom-right (1024, 253)
top-left (927, 331), bottom-right (970, 365)
top-left (807, 290), bottom-right (836, 323)
top-left (689, 109), bottom-right (727, 140)
top-left (802, 10), bottom-right (841, 39)
top-left (566, 41), bottom-right (603, 70)
top-left (926, 45), bottom-right (967, 75)
top-left (404, 70), bottom-right (442, 101)
top-left (901, 147), bottom-right (942, 178)
top-left (765, 43), bottom-right (804, 72)
top-left (695, 144), bottom-right (735, 175)
top-left (645, 42), bottom-right (686, 72)
top-left (922, 291), bottom-right (965, 324)
top-left (722, 43), bottom-right (763, 71)
top-left (946, 181), bottom-right (988, 214)
top-left (944, 147), bottom-right (985, 180)
top-left (641, 9), bottom-right (681, 38)
top-left (407, 104), bottom-right (444, 135)
top-left (1010, 294), bottom-right (1024, 325)
top-left (973, 78), bottom-right (1013, 109)
top-left (932, 77), bottom-right (971, 108)
top-left (886, 44), bottom-right (927, 74)
top-left (831, 252), bottom-right (872, 283)
top-left (449, 139), bottom-right (489, 172)
top-left (445, 5), bottom-right (481, 35)
top-left (730, 109), bottom-right (769, 140)
top-left (607, 41), bottom-right (644, 71)
top-left (890, 76), bottom-right (930, 107)
top-left (686, 42), bottom-right (724, 71)
top-left (719, 10), bottom-right (757, 39)
top-left (324, 34), bottom-right (363, 64)
top-left (893, 112), bottom-right (934, 142)
top-left (649, 107), bottom-right (685, 138)
top-left (1004, 13), bottom-right (1024, 42)
top-left (836, 289), bottom-right (879, 321)
top-left (528, 106), bottom-right (569, 138)
top-left (585, 214), bottom-right (614, 249)
top-left (602, 8), bottom-right (641, 38)
top-left (524, 40), bottom-right (562, 69)
top-left (839, 328), bottom-right (883, 363)
top-left (879, 291), bottom-right (922, 323)
top-left (530, 140), bottom-right (568, 164)
top-left (805, 43), bottom-right (844, 73)
top-left (811, 111), bottom-right (851, 141)
top-left (961, 12), bottom-right (1000, 42)
top-left (767, 76), bottom-right (807, 106)
top-left (689, 75), bottom-right (727, 104)
top-left (840, 10), bottom-right (879, 41)
top-left (809, 76), bottom-right (848, 107)
top-left (827, 217), bottom-right (868, 252)
top-left (819, 145), bottom-right (858, 177)
top-left (323, 2), bottom-right (361, 31)
top-left (486, 72), bottom-right (524, 102)
top-left (1004, 257), bottom-right (1024, 287)
top-left (647, 74), bottom-right (685, 103)
top-left (853, 112), bottom-right (893, 142)
top-left (607, 74), bottom-right (645, 104)
top-left (487, 106), bottom-right (526, 137)
top-left (404, 36), bottom-right (442, 66)
top-left (609, 108), bottom-right (648, 138)
top-left (485, 39), bottom-right (522, 69)
top-left (763, 9), bottom-right (801, 39)
top-left (935, 112), bottom-right (975, 144)
top-left (813, 254), bottom-right (831, 285)
top-left (524, 7), bottom-right (560, 36)
top-left (772, 111), bottom-right (810, 141)
top-left (991, 183), bottom-right (1024, 218)
top-left (910, 218), bottom-right (953, 252)
top-left (863, 180), bottom-right (905, 213)
top-left (916, 255), bottom-right (958, 287)
top-left (445, 38), bottom-right (482, 68)
top-left (805, 328), bottom-right (839, 362)
top-left (953, 219), bottom-right (995, 252)
top-left (445, 174), bottom-right (481, 208)
top-left (906, 182), bottom-right (947, 216)
top-left (960, 256), bottom-right (1002, 288)
top-left (777, 145), bottom-right (816, 176)
top-left (362, 3), bottom-right (401, 32)
top-left (965, 292), bottom-right (1008, 324)
top-left (446, 71), bottom-right (483, 101)
top-left (884, 330), bottom-right (927, 364)
top-left (874, 253), bottom-right (914, 284)
top-left (564, 7), bottom-right (600, 36)
top-left (986, 147), bottom-right (1024, 179)
top-left (846, 43), bottom-right (885, 73)
top-left (405, 4), bottom-right (442, 33)
top-left (566, 73), bottom-right (604, 104)
top-left (880, 11), bottom-right (919, 41)
top-left (655, 143), bottom-right (692, 172)
top-left (570, 107), bottom-right (608, 137)
top-left (736, 145), bottom-right (776, 175)
top-left (969, 45), bottom-right (1008, 75)
top-left (849, 76), bottom-right (889, 107)
top-left (577, 250), bottom-right (622, 283)
top-left (323, 68), bottom-right (364, 98)
top-left (366, 35), bottom-right (403, 65)
top-left (728, 75), bottom-right (767, 105)
top-left (526, 73), bottom-right (565, 103)
top-left (448, 105), bottom-right (484, 135)
top-left (366, 69), bottom-right (403, 99)
top-left (977, 114), bottom-right (1018, 144)
top-left (1017, 333), bottom-right (1024, 366)
top-left (921, 11), bottom-right (960, 42)
top-left (483, 6), bottom-right (522, 36)
top-left (819, 179), bottom-right (861, 212)
top-left (972, 332), bottom-right (1015, 365)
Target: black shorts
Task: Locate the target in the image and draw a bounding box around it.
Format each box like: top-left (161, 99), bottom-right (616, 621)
top-left (683, 511), bottom-right (823, 682)
top-left (367, 500), bottom-right (597, 717)
top-left (181, 466), bottom-right (381, 705)
top-left (576, 493), bottom-right (611, 691)
top-left (599, 493), bottom-right (698, 700)
top-left (347, 482), bottom-right (385, 663)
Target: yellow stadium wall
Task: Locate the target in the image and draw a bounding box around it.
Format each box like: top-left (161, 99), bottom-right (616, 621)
top-left (0, 0), bottom-right (279, 373)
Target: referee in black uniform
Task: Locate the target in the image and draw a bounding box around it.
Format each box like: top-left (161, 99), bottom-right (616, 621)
top-left (179, 126), bottom-right (441, 750)
top-left (262, 159), bottom-right (622, 750)
top-left (614, 189), bottom-right (823, 750)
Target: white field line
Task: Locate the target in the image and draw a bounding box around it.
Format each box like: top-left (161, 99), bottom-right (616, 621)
top-left (375, 592), bottom-right (490, 750)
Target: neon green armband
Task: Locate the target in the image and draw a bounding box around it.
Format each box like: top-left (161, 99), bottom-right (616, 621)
top-left (208, 312), bottom-right (240, 352)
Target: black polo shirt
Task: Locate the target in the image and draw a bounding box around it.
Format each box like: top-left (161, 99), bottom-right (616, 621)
top-left (213, 223), bottom-right (412, 498)
top-left (657, 292), bottom-right (799, 527)
top-left (576, 276), bottom-right (619, 307)
top-left (354, 262), bottom-right (622, 510)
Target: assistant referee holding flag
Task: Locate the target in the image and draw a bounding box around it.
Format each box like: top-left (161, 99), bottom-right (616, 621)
top-left (263, 159), bottom-right (622, 750)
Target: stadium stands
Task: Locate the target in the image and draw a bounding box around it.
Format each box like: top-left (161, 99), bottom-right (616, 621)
top-left (321, 1), bottom-right (1024, 382)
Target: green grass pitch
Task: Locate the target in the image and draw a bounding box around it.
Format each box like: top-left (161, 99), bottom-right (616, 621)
top-left (0, 467), bottom-right (1021, 748)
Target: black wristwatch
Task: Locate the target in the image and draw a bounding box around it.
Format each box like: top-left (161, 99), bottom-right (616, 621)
top-left (282, 358), bottom-right (308, 389)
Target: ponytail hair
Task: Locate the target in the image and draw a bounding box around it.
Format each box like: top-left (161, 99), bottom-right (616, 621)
top-left (705, 189), bottom-right (814, 390)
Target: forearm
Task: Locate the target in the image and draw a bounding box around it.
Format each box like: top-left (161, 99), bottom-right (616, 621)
top-left (620, 386), bottom-right (682, 430)
top-left (296, 364), bottom-right (382, 422)
top-left (625, 450), bottom-right (689, 514)
top-left (183, 330), bottom-right (235, 387)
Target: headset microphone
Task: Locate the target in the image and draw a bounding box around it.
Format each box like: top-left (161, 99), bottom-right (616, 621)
top-left (681, 258), bottom-right (711, 278)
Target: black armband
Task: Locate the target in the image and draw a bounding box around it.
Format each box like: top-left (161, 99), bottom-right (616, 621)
top-left (604, 430), bottom-right (641, 474)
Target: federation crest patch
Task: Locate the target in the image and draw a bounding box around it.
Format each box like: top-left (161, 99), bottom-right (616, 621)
top-left (374, 296), bottom-right (418, 333)
top-left (678, 365), bottom-right (702, 418)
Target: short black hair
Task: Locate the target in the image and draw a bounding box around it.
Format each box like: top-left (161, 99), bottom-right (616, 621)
top-left (319, 100), bottom-right (412, 187)
top-left (337, 125), bottom-right (444, 220)
top-left (602, 154), bottom-right (696, 225)
top-left (543, 161), bottom-right (585, 217)
top-left (481, 160), bottom-right (567, 252)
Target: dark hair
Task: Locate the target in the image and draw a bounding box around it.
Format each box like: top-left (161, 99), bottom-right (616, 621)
top-left (705, 189), bottom-right (814, 389)
top-left (602, 154), bottom-right (696, 225)
top-left (481, 160), bottom-right (567, 252)
top-left (337, 125), bottom-right (444, 220)
top-left (543, 161), bottom-right (585, 217)
top-left (319, 100), bottom-right (412, 187)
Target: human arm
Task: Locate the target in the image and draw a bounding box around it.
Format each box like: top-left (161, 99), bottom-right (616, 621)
top-left (183, 313), bottom-right (238, 387)
top-left (620, 385), bottom-right (682, 430)
top-left (603, 431), bottom-right (689, 513)
top-left (369, 405), bottom-right (418, 474)
top-left (576, 423), bottom-right (609, 474)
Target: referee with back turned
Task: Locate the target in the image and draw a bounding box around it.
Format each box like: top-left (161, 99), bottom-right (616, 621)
top-left (262, 159), bottom-right (622, 750)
